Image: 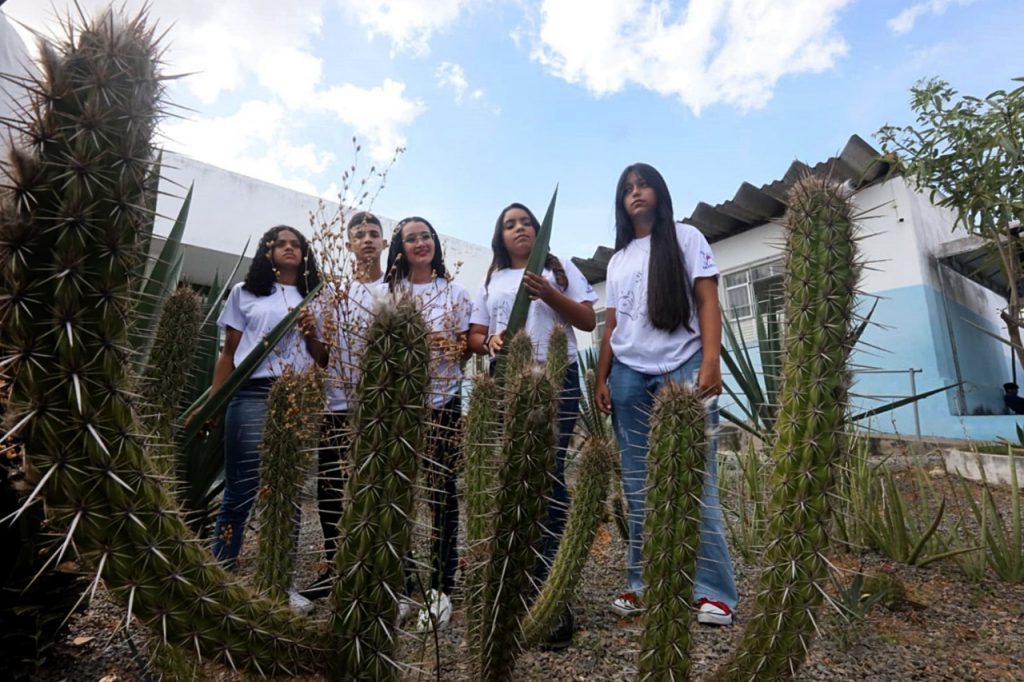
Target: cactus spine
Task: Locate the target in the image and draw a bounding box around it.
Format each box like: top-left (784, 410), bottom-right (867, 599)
top-left (478, 366), bottom-right (556, 681)
top-left (714, 174), bottom-right (860, 681)
top-left (0, 10), bottom-right (325, 675)
top-left (139, 285), bottom-right (202, 474)
top-left (638, 382), bottom-right (708, 681)
top-left (329, 294), bottom-right (430, 681)
top-left (255, 367), bottom-right (325, 600)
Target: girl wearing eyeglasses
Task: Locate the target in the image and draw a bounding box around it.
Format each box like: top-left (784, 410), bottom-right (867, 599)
top-left (384, 216), bottom-right (472, 632)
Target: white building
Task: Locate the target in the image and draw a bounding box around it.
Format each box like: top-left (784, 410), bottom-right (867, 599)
top-left (573, 136), bottom-right (1019, 442)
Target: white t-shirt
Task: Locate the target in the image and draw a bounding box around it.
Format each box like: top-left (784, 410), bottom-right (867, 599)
top-left (470, 257), bottom-right (597, 364)
top-left (217, 282), bottom-right (312, 379)
top-left (605, 223), bottom-right (719, 375)
top-left (318, 276), bottom-right (385, 412)
top-left (399, 278), bottom-right (472, 410)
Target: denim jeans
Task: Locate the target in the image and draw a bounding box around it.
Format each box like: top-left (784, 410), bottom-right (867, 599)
top-left (212, 378), bottom-right (273, 568)
top-left (535, 362), bottom-right (582, 584)
top-left (608, 352), bottom-right (738, 610)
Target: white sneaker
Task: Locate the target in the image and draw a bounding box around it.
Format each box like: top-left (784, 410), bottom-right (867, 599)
top-left (696, 598), bottom-right (733, 626)
top-left (397, 595), bottom-right (416, 624)
top-left (288, 589), bottom-right (315, 615)
top-left (414, 589), bottom-right (452, 632)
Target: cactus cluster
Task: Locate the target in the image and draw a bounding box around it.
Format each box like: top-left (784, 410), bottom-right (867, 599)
top-left (0, 6), bottom-right (866, 680)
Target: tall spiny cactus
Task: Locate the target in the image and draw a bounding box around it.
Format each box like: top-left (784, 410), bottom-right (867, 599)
top-left (255, 366), bottom-right (325, 600)
top-left (139, 285), bottom-right (202, 475)
top-left (545, 325), bottom-right (569, 390)
top-left (0, 9), bottom-right (326, 675)
top-left (523, 433), bottom-right (613, 645)
top-left (638, 382), bottom-right (707, 681)
top-left (329, 294), bottom-right (430, 681)
top-left (713, 174), bottom-right (861, 681)
top-left (478, 365), bottom-right (556, 681)
top-left (463, 372), bottom-right (501, 653)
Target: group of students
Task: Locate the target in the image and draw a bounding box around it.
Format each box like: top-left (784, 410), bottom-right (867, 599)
top-left (202, 162), bottom-right (738, 649)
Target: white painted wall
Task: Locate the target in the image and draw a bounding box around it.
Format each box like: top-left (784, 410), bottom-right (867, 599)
top-left (156, 151), bottom-right (492, 291)
top-left (0, 11), bottom-right (34, 156)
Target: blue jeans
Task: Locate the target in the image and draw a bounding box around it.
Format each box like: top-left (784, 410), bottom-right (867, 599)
top-left (608, 352), bottom-right (738, 610)
top-left (535, 362), bottom-right (582, 584)
top-left (212, 379), bottom-right (273, 568)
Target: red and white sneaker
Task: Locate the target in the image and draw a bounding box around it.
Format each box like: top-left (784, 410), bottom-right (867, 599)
top-left (610, 591), bottom-right (644, 617)
top-left (696, 598), bottom-right (733, 626)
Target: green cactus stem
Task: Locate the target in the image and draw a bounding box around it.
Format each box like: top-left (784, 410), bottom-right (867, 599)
top-left (0, 9), bottom-right (326, 675)
top-left (545, 325), bottom-right (569, 390)
top-left (329, 294), bottom-right (430, 681)
top-left (523, 433), bottom-right (613, 646)
top-left (714, 174), bottom-right (861, 681)
top-left (504, 330), bottom-right (536, 386)
top-left (637, 382), bottom-right (708, 681)
top-left (255, 367), bottom-right (325, 600)
top-left (462, 372), bottom-right (501, 652)
top-left (139, 285), bottom-right (202, 475)
top-left (478, 366), bottom-right (556, 682)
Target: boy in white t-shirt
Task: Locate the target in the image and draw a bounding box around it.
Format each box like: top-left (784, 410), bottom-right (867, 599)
top-left (299, 211), bottom-right (387, 601)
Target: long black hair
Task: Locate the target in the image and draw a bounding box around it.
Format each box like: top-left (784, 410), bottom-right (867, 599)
top-left (614, 163), bottom-right (691, 332)
top-left (384, 216), bottom-right (448, 291)
top-left (485, 202), bottom-right (567, 290)
top-left (242, 224), bottom-right (321, 297)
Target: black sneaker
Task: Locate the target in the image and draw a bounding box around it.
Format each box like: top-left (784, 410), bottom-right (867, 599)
top-left (540, 605), bottom-right (575, 651)
top-left (298, 571), bottom-right (333, 601)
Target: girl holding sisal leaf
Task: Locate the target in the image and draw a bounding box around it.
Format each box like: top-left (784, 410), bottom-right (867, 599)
top-left (468, 203), bottom-right (597, 645)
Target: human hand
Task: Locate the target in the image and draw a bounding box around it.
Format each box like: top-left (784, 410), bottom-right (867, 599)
top-left (697, 358), bottom-right (722, 398)
top-left (486, 330), bottom-right (506, 357)
top-left (595, 380), bottom-right (612, 415)
top-left (298, 308), bottom-right (317, 339)
top-left (522, 272), bottom-right (554, 302)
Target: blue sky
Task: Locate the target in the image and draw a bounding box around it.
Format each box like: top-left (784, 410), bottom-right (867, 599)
top-left (4, 0), bottom-right (1022, 261)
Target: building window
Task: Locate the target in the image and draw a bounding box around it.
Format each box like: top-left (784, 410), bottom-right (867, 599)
top-left (593, 308), bottom-right (607, 345)
top-left (721, 259), bottom-right (785, 322)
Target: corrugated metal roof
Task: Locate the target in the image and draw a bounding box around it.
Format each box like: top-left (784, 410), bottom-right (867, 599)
top-left (572, 134), bottom-right (894, 284)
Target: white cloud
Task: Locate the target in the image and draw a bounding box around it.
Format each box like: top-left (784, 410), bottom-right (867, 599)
top-left (435, 62), bottom-right (469, 101)
top-left (4, 0), bottom-right (425, 183)
top-left (340, 0), bottom-right (472, 55)
top-left (160, 100), bottom-right (333, 196)
top-left (314, 79), bottom-right (426, 160)
top-left (531, 0), bottom-right (852, 113)
top-left (887, 0), bottom-right (977, 35)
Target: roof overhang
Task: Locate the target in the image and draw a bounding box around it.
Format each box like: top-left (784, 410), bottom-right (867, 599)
top-left (935, 234), bottom-right (1021, 300)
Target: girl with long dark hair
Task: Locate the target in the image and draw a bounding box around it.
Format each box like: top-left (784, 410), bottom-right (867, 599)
top-left (385, 216), bottom-right (471, 632)
top-left (594, 163), bottom-right (737, 625)
top-left (467, 202), bottom-right (597, 648)
top-left (207, 225), bottom-right (321, 609)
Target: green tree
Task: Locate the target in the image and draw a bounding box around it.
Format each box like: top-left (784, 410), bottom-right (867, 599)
top-left (877, 77), bottom-right (1024, 367)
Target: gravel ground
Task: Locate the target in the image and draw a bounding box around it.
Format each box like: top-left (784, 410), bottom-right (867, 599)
top-left (24, 466), bottom-right (1024, 682)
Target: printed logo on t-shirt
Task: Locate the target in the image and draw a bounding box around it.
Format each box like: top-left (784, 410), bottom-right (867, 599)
top-left (700, 250), bottom-right (715, 271)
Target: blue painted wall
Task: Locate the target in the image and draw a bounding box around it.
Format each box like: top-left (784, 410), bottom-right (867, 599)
top-left (722, 282), bottom-right (1021, 442)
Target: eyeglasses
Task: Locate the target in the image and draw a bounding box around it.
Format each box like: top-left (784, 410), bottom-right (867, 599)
top-left (402, 232), bottom-right (433, 245)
